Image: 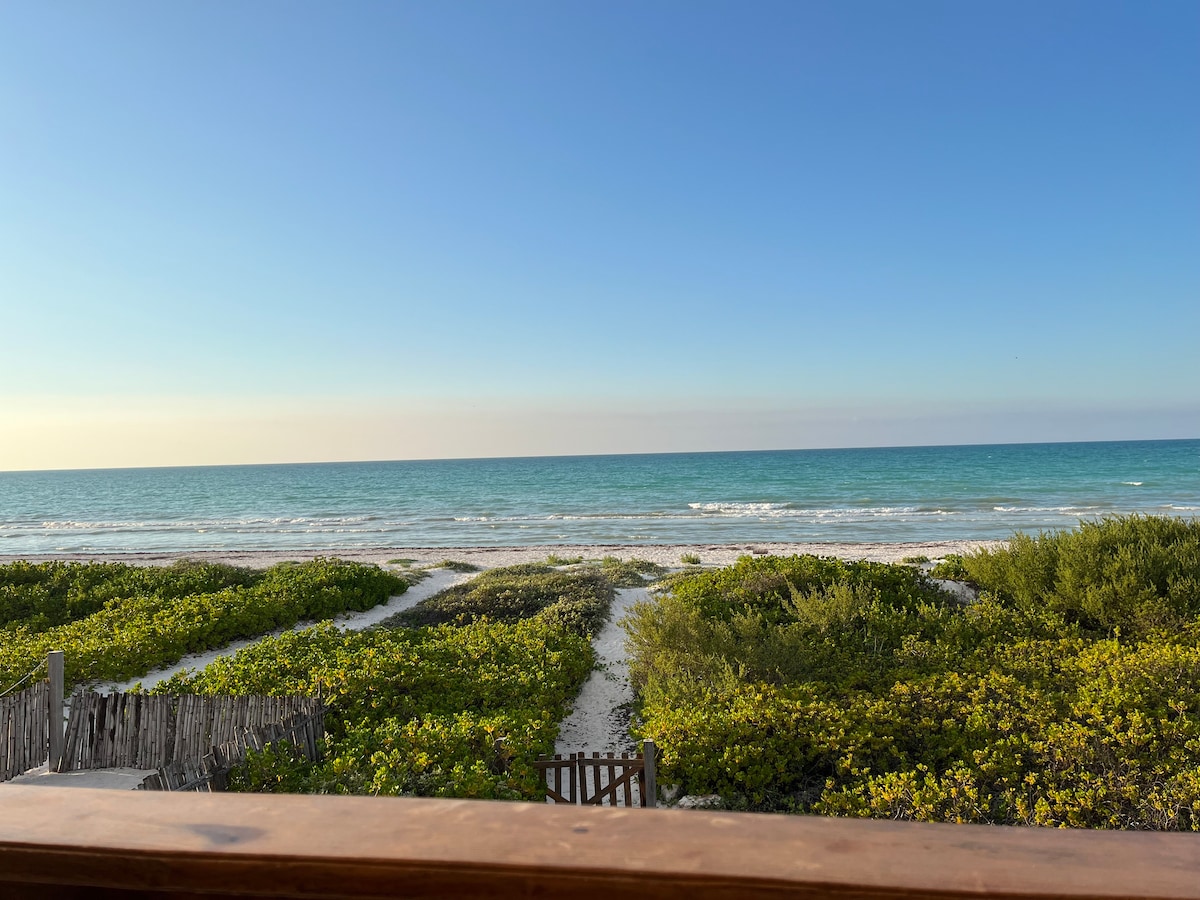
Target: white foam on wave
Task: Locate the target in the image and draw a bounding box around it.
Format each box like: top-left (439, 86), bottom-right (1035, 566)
top-left (688, 501), bottom-right (791, 513)
top-left (32, 514), bottom-right (402, 533)
top-left (1122, 481), bottom-right (1144, 486)
top-left (386, 506), bottom-right (965, 526)
top-left (685, 503), bottom-right (955, 520)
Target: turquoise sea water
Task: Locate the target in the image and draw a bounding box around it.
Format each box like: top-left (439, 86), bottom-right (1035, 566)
top-left (0, 440), bottom-right (1197, 554)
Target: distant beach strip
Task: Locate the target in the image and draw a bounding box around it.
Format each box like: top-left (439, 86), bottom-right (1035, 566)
top-left (0, 541), bottom-right (1005, 569)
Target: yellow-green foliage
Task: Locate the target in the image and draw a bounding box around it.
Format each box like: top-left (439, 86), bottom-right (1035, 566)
top-left (959, 515), bottom-right (1200, 634)
top-left (392, 566), bottom-right (613, 636)
top-left (160, 564), bottom-right (606, 799)
top-left (0, 559), bottom-right (405, 690)
top-left (161, 617), bottom-right (593, 799)
top-left (627, 519), bottom-right (1200, 829)
top-left (592, 557), bottom-right (666, 587)
top-left (0, 559), bottom-right (258, 632)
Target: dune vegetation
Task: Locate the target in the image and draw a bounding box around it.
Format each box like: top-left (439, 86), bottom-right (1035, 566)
top-left (625, 516), bottom-right (1200, 829)
top-left (0, 558), bottom-right (405, 690)
top-left (156, 564), bottom-right (614, 799)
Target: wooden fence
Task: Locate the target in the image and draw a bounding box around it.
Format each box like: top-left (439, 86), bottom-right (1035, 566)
top-left (536, 741), bottom-right (657, 807)
top-left (139, 709), bottom-right (325, 792)
top-left (0, 681), bottom-right (49, 782)
top-left (61, 690), bottom-right (324, 773)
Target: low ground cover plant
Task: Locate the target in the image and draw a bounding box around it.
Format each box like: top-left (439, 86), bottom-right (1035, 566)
top-left (590, 556), bottom-right (667, 587)
top-left (159, 563), bottom-right (614, 799)
top-left (432, 560), bottom-right (482, 573)
top-left (0, 559), bottom-right (258, 632)
top-left (160, 615), bottom-right (592, 799)
top-left (0, 559), bottom-right (405, 691)
top-left (626, 516), bottom-right (1200, 829)
top-left (387, 565), bottom-right (613, 636)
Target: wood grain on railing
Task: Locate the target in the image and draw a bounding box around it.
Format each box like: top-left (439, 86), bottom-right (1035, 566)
top-left (1, 785), bottom-right (1197, 899)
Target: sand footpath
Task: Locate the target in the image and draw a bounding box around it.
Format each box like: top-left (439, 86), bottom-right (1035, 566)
top-left (554, 586), bottom-right (648, 758)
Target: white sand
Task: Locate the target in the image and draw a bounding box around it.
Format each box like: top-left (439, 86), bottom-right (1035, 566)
top-left (5, 764), bottom-right (158, 789)
top-left (0, 539), bottom-right (1003, 570)
top-left (554, 586), bottom-right (647, 757)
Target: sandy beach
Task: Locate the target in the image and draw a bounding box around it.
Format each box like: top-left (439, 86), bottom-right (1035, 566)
top-left (0, 540), bottom-right (1004, 570)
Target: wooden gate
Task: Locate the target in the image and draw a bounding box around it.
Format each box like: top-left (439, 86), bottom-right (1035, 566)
top-left (536, 740), bottom-right (657, 808)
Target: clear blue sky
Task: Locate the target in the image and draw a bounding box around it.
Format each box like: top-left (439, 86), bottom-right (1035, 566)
top-left (2, 1), bottom-right (1197, 469)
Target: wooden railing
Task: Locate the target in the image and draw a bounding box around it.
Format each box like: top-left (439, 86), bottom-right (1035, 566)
top-left (1, 786), bottom-right (1198, 899)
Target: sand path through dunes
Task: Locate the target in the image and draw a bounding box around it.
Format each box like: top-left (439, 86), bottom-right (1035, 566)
top-left (554, 586), bottom-right (647, 757)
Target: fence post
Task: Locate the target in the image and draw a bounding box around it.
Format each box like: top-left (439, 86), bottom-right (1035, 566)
top-left (47, 651), bottom-right (64, 772)
top-left (642, 739), bottom-right (657, 809)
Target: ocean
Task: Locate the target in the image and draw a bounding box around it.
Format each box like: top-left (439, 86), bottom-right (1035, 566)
top-left (0, 440), bottom-right (1197, 554)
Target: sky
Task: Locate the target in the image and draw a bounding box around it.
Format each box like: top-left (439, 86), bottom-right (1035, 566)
top-left (1, 1), bottom-right (1197, 471)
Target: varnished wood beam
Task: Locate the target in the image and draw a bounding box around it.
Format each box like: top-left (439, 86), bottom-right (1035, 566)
top-left (1, 785), bottom-right (1197, 899)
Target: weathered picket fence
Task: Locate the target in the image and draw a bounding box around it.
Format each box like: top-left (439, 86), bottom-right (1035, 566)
top-left (536, 740), bottom-right (657, 807)
top-left (0, 652), bottom-right (63, 782)
top-left (0, 681), bottom-right (50, 782)
top-left (138, 708), bottom-right (325, 792)
top-left (3, 650), bottom-right (326, 785)
top-left (61, 689), bottom-right (324, 773)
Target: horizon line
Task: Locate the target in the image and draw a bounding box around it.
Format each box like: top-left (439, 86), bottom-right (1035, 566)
top-left (3, 435), bottom-right (1197, 477)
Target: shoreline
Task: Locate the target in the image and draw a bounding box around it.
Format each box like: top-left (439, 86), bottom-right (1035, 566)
top-left (0, 540), bottom-right (1005, 569)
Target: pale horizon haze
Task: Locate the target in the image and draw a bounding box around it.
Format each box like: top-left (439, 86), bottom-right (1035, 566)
top-left (2, 1), bottom-right (1197, 472)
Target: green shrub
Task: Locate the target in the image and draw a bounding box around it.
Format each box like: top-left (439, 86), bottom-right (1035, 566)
top-left (626, 522), bottom-right (1200, 829)
top-left (160, 614), bottom-right (596, 800)
top-left (0, 559), bottom-right (259, 632)
top-left (664, 554), bottom-right (947, 625)
top-left (959, 515), bottom-right (1200, 635)
top-left (928, 555), bottom-right (969, 580)
top-left (160, 563), bottom-right (614, 800)
top-left (433, 560), bottom-right (482, 572)
top-left (0, 559), bottom-right (404, 691)
top-left (394, 565), bottom-right (613, 637)
top-left (592, 557), bottom-right (666, 587)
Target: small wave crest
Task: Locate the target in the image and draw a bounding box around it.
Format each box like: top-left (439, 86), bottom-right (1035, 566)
top-left (687, 503), bottom-right (953, 519)
top-left (32, 514), bottom-right (404, 534)
top-left (688, 501), bottom-right (791, 514)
